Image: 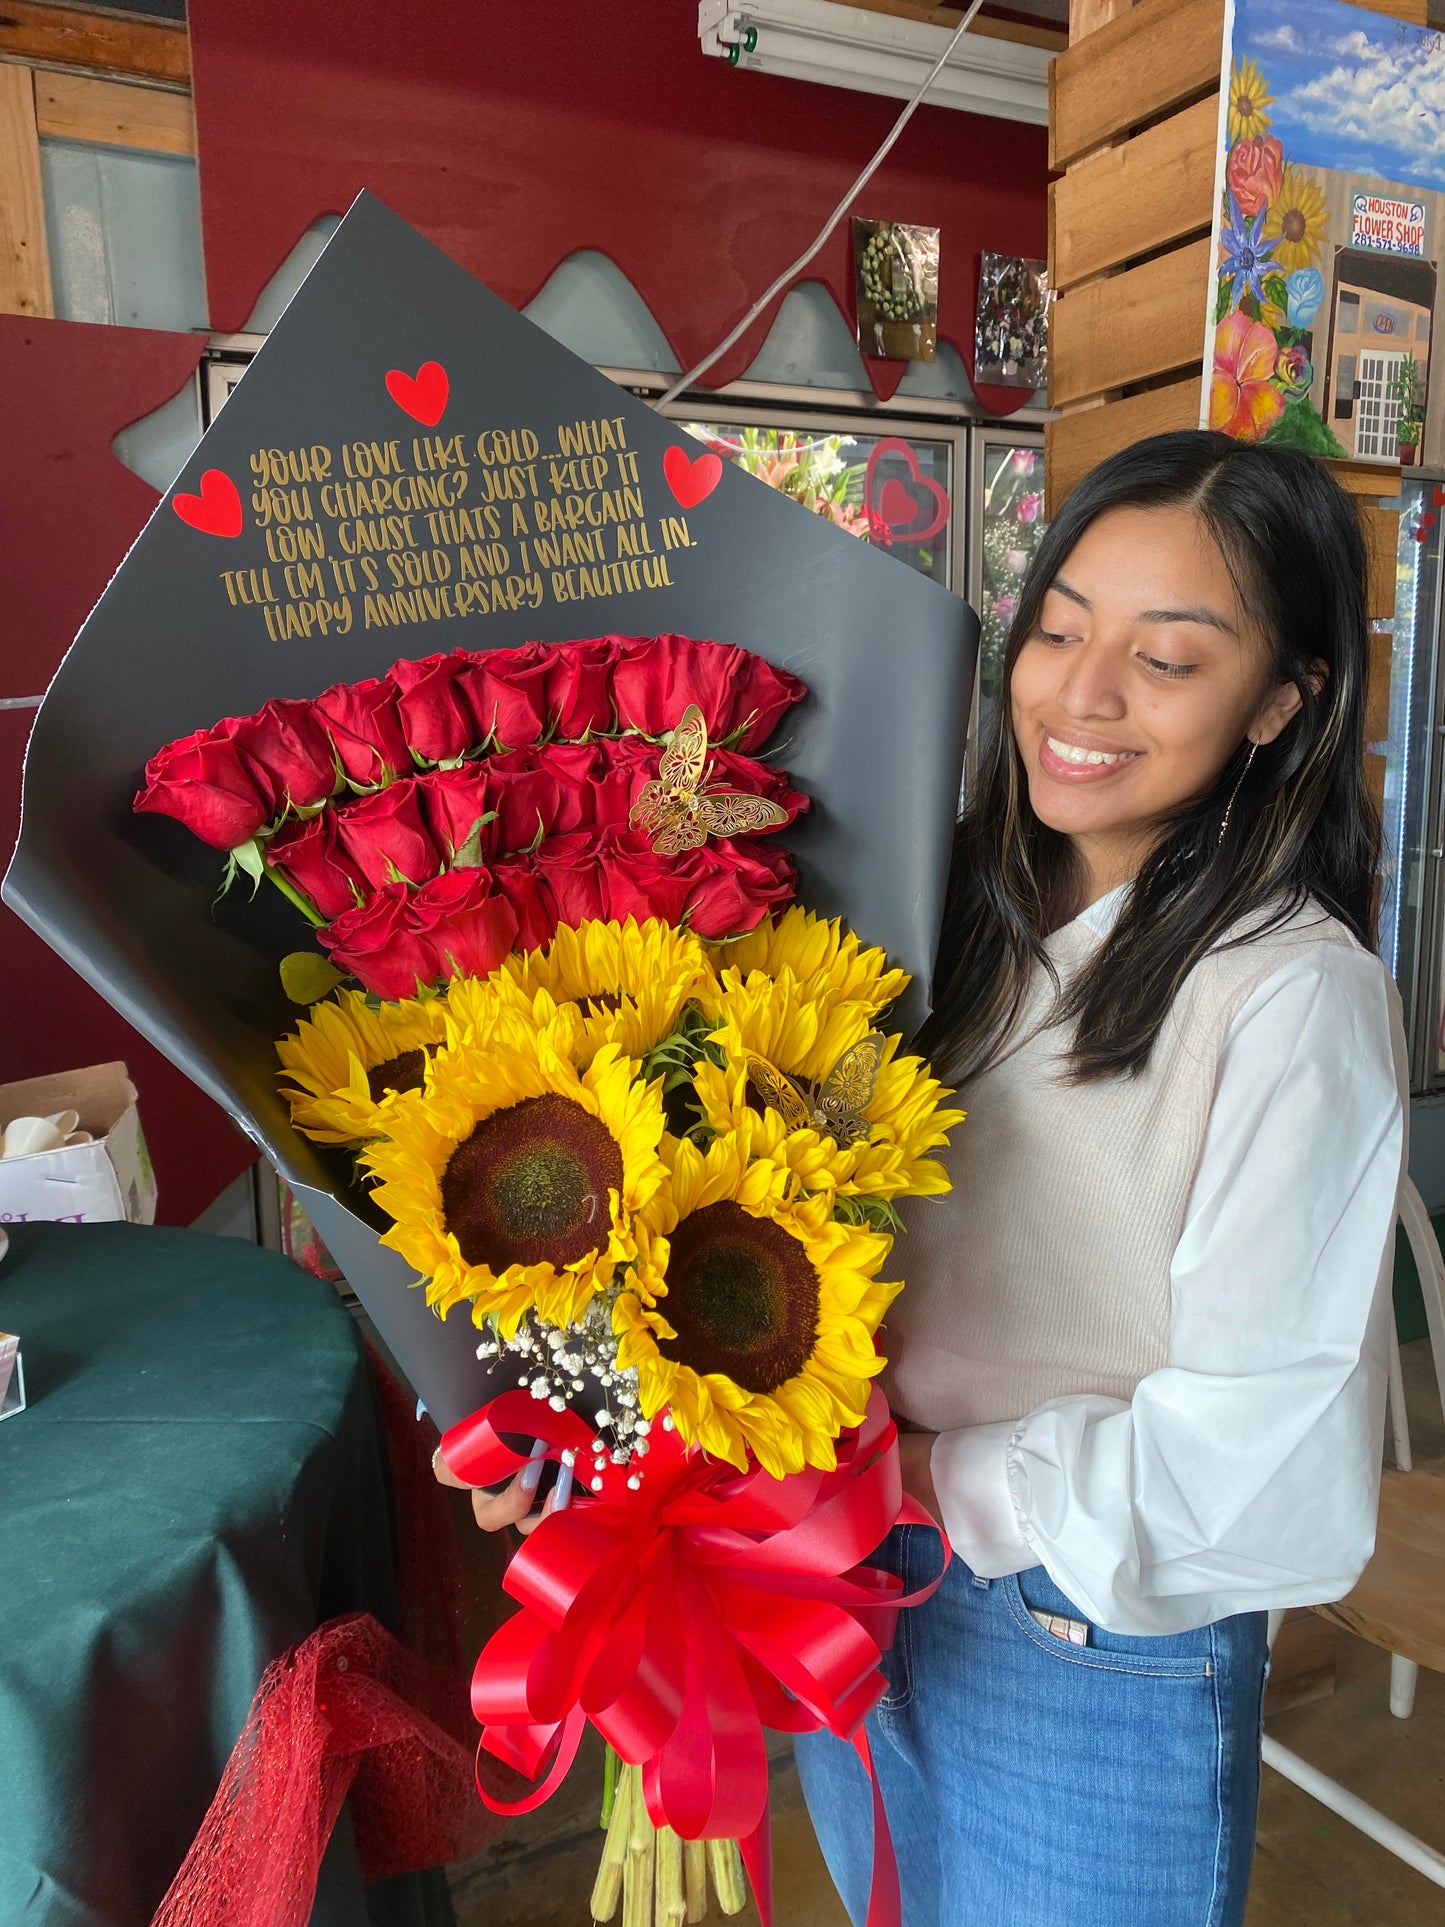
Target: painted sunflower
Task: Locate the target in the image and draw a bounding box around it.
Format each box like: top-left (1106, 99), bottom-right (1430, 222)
top-left (276, 988), bottom-right (448, 1144)
top-left (1228, 57), bottom-right (1273, 143)
top-left (705, 908), bottom-right (908, 1023)
top-left (494, 916), bottom-right (714, 1068)
top-left (1261, 164), bottom-right (1328, 274)
top-left (616, 1131), bottom-right (900, 1476)
top-left (362, 1023), bottom-right (668, 1334)
top-left (694, 969), bottom-right (963, 1201)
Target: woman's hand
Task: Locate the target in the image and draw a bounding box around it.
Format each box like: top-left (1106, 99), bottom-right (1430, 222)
top-left (432, 1448), bottom-right (554, 1535)
top-left (896, 1430), bottom-right (943, 1525)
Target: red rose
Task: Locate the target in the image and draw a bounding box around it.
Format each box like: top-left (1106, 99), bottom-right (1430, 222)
top-left (334, 779), bottom-right (442, 889)
top-left (546, 637), bottom-right (621, 738)
top-left (601, 830), bottom-right (700, 928)
top-left (529, 832), bottom-right (610, 930)
top-left (133, 719), bottom-right (271, 850)
top-left (312, 677), bottom-right (412, 786)
top-left (419, 765), bottom-right (497, 863)
top-left (1226, 135), bottom-right (1283, 220)
top-left (389, 652), bottom-right (476, 763)
top-left (319, 884), bottom-right (437, 999)
top-left (559, 737), bottom-right (648, 828)
top-left (678, 838), bottom-right (797, 938)
top-left (266, 812), bottom-right (366, 920)
top-left (708, 748), bottom-right (810, 826)
top-left (237, 698), bottom-right (338, 814)
top-left (491, 857), bottom-right (557, 951)
top-left (456, 641), bottom-right (553, 750)
top-left (610, 634), bottom-right (806, 751)
top-left (519, 743), bottom-right (601, 834)
top-left (409, 869), bottom-right (520, 980)
top-left (476, 754), bottom-right (564, 853)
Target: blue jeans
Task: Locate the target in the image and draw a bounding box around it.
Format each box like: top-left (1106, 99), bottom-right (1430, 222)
top-left (795, 1526), bottom-right (1268, 1927)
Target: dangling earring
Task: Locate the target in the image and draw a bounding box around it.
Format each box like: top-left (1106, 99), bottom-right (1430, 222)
top-left (1217, 741), bottom-right (1258, 847)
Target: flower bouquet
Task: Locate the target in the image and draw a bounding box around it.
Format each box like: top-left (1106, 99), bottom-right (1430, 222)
top-left (134, 630), bottom-right (961, 1925)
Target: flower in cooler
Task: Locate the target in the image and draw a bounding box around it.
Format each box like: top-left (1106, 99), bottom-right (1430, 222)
top-left (1263, 165), bottom-right (1329, 274)
top-left (276, 988), bottom-right (448, 1144)
top-left (1209, 309), bottom-right (1285, 442)
top-left (1228, 56), bottom-right (1273, 142)
top-left (363, 1022), bottom-right (668, 1332)
top-left (616, 1131), bottom-right (900, 1476)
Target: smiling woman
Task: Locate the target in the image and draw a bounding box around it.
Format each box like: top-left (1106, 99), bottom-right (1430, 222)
top-left (795, 429), bottom-right (1407, 1927)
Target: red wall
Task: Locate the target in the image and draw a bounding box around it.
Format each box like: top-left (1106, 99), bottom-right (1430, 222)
top-left (1, 4), bottom-right (1047, 1221)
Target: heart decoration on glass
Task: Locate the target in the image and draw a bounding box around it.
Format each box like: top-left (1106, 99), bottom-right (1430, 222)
top-left (662, 445), bottom-right (722, 510)
top-left (171, 469), bottom-right (243, 539)
top-left (865, 437), bottom-right (948, 545)
top-left (386, 360), bottom-right (449, 426)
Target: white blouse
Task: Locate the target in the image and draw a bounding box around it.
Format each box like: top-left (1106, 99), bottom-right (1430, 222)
top-left (928, 886), bottom-right (1410, 1636)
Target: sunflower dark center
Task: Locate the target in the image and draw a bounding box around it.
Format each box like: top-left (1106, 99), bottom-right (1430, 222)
top-left (441, 1093), bottom-right (622, 1271)
top-left (367, 1048), bottom-right (429, 1105)
top-left (659, 1199), bottom-right (821, 1394)
top-left (577, 990), bottom-right (623, 1017)
top-left (1282, 208), bottom-right (1306, 242)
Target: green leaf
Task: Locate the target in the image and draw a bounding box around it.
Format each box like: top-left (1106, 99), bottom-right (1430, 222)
top-left (280, 951), bottom-right (347, 1005)
top-left (1262, 273), bottom-right (1287, 312)
top-left (452, 811), bottom-right (497, 869)
top-left (1213, 277), bottom-right (1234, 325)
top-left (232, 837), bottom-right (266, 896)
top-left (1262, 396), bottom-right (1348, 459)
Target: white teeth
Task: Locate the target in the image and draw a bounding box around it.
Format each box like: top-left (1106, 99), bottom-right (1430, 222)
top-left (1047, 736), bottom-right (1129, 767)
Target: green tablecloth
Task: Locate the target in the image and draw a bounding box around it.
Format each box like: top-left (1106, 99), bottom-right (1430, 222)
top-left (0, 1221), bottom-right (453, 1927)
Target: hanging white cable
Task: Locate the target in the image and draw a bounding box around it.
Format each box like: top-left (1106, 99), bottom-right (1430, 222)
top-left (656, 0), bottom-right (987, 410)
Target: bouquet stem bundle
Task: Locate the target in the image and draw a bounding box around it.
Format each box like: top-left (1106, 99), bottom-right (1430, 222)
top-left (593, 1760), bottom-right (746, 1925)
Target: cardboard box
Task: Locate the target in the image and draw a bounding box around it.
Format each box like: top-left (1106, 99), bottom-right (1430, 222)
top-left (0, 1063), bottom-right (156, 1226)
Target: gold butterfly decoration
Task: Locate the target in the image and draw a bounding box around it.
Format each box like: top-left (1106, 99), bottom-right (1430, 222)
top-left (629, 704), bottom-right (790, 856)
top-left (746, 1034), bottom-right (884, 1147)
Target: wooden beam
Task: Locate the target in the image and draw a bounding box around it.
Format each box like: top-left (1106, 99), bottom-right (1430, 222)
top-left (0, 61), bottom-right (51, 318)
top-left (1052, 93), bottom-right (1218, 292)
top-left (0, 3), bottom-right (188, 87)
top-left (1334, 460), bottom-right (1402, 500)
top-left (1050, 0), bottom-right (1224, 169)
top-left (1360, 504), bottom-right (1402, 623)
top-left (1365, 632), bottom-right (1394, 744)
top-left (1045, 373), bottom-right (1200, 510)
top-left (1051, 235), bottom-right (1212, 407)
top-left (34, 70), bottom-right (194, 153)
top-left (1068, 0), bottom-right (1134, 38)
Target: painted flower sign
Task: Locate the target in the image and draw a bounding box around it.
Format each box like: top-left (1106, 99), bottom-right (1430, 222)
top-left (1204, 0), bottom-right (1445, 466)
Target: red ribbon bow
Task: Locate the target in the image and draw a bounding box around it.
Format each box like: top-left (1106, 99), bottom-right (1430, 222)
top-left (439, 1386), bottom-right (947, 1927)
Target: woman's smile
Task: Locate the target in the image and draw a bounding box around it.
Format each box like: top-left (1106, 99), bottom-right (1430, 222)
top-left (1038, 729), bottom-right (1144, 783)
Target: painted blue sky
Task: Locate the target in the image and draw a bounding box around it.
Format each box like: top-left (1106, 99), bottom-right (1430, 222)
top-left (1236, 0), bottom-right (1445, 191)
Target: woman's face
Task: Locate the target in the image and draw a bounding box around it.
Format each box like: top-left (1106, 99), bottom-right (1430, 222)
top-left (1008, 505), bottom-right (1304, 889)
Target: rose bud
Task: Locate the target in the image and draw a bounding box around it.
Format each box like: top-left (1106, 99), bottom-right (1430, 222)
top-left (407, 868), bottom-right (519, 980)
top-left (545, 636), bottom-right (620, 738)
top-left (133, 718), bottom-right (271, 850)
top-left (418, 764), bottom-right (497, 864)
top-left (530, 832), bottom-right (610, 930)
top-left (334, 778), bottom-right (443, 890)
top-left (527, 742), bottom-right (605, 832)
top-left (610, 634), bottom-right (806, 751)
top-left (388, 652), bottom-right (476, 763)
top-left (490, 856), bottom-right (557, 951)
top-left (237, 698), bottom-right (338, 814)
top-left (455, 640), bottom-right (554, 750)
top-left (312, 676), bottom-right (412, 786)
top-left (680, 838), bottom-right (798, 938)
top-left (266, 812), bottom-right (366, 921)
top-left (318, 884), bottom-right (440, 999)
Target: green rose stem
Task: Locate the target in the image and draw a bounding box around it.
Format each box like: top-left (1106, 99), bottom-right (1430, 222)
top-left (591, 1762), bottom-right (632, 1921)
top-left (684, 1840), bottom-right (708, 1922)
top-left (656, 1824), bottom-right (686, 1926)
top-left (624, 1766), bottom-right (656, 1927)
top-left (263, 863), bottom-right (324, 928)
top-left (706, 1840), bottom-right (748, 1916)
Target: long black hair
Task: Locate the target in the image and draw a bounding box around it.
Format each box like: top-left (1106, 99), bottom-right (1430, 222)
top-left (919, 430), bottom-right (1378, 1083)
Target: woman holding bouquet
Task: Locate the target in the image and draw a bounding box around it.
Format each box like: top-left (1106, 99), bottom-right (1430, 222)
top-left (796, 431), bottom-right (1407, 1927)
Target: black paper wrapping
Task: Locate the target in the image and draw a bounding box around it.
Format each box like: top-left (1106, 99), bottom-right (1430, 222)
top-left (4, 193), bottom-right (976, 1428)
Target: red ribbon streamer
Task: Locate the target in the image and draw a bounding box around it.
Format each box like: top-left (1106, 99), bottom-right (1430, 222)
top-left (439, 1386), bottom-right (947, 1927)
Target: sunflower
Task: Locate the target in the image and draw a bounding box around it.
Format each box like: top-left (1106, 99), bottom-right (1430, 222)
top-left (705, 908), bottom-right (907, 1023)
top-left (616, 1131), bottom-right (900, 1476)
top-left (362, 1020), bottom-right (668, 1334)
top-left (1261, 163), bottom-right (1328, 274)
top-left (694, 969), bottom-right (963, 1201)
top-left (1228, 57), bottom-right (1273, 142)
top-left (492, 917), bottom-right (714, 1068)
top-left (276, 988), bottom-right (448, 1144)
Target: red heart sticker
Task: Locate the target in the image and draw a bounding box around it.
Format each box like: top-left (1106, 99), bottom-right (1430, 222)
top-left (1417, 511), bottom-right (1437, 541)
top-left (1432, 485), bottom-right (1445, 507)
top-left (663, 445), bottom-right (723, 510)
top-left (171, 468), bottom-right (242, 538)
top-left (865, 438), bottom-right (949, 544)
top-left (386, 361), bottom-right (449, 426)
